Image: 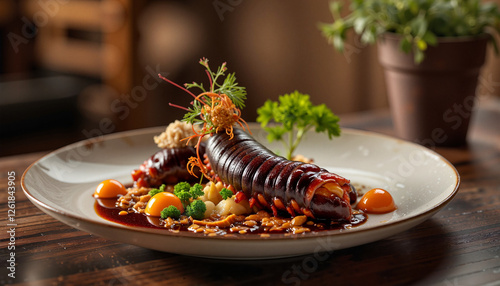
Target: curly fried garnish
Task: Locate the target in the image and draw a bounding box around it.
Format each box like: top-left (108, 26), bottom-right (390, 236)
top-left (193, 214), bottom-right (237, 228)
top-left (160, 58), bottom-right (250, 180)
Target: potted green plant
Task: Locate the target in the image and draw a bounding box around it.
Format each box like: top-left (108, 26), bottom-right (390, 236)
top-left (320, 0), bottom-right (500, 147)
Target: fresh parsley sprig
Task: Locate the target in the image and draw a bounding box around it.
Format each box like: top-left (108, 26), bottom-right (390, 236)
top-left (219, 188), bottom-right (234, 200)
top-left (256, 91), bottom-right (341, 160)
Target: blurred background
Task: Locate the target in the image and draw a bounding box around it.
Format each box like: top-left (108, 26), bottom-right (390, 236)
top-left (1, 0), bottom-right (500, 157)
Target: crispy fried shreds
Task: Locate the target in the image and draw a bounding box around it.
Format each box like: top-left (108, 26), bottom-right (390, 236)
top-left (115, 186), bottom-right (323, 236)
top-left (160, 59), bottom-right (250, 181)
top-left (183, 92), bottom-right (250, 179)
top-left (117, 186), bottom-right (151, 213)
top-left (193, 214), bottom-right (238, 228)
top-left (183, 212), bottom-right (312, 236)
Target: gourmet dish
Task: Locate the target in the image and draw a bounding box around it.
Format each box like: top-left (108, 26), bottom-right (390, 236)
top-left (93, 59), bottom-right (396, 237)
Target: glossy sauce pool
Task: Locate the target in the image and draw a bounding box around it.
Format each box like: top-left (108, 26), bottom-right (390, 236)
top-left (95, 198), bottom-right (368, 236)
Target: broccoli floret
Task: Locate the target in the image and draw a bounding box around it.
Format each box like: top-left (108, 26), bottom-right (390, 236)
top-left (148, 184), bottom-right (166, 197)
top-left (174, 182), bottom-right (192, 205)
top-left (161, 205), bottom-right (181, 219)
top-left (185, 200), bottom-right (206, 220)
top-left (176, 191), bottom-right (192, 203)
top-left (174, 182), bottom-right (191, 194)
top-left (173, 182), bottom-right (206, 206)
top-left (190, 183), bottom-right (204, 199)
top-left (219, 188), bottom-right (234, 200)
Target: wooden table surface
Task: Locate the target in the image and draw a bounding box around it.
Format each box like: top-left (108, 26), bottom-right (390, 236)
top-left (2, 98), bottom-right (499, 286)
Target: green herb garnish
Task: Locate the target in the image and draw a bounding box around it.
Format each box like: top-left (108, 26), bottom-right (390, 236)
top-left (257, 91), bottom-right (341, 160)
top-left (182, 58), bottom-right (247, 129)
top-left (219, 188), bottom-right (234, 200)
top-left (160, 58), bottom-right (250, 180)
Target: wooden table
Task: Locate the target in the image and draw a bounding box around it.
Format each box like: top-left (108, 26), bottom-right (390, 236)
top-left (2, 98), bottom-right (499, 286)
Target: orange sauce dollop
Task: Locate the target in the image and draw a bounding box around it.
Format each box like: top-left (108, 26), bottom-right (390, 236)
top-left (357, 188), bottom-right (396, 214)
top-left (93, 179), bottom-right (128, 199)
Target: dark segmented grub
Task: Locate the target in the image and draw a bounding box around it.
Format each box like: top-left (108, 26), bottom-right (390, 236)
top-left (263, 160), bottom-right (290, 203)
top-left (230, 149), bottom-right (263, 191)
top-left (273, 161), bottom-right (303, 204)
top-left (132, 143), bottom-right (206, 187)
top-left (252, 156), bottom-right (286, 200)
top-left (241, 153), bottom-right (274, 194)
top-left (205, 128), bottom-right (356, 221)
top-left (219, 141), bottom-right (264, 182)
top-left (285, 164), bottom-right (321, 207)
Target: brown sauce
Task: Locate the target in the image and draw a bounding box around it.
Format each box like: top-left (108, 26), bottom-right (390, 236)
top-left (95, 199), bottom-right (160, 229)
top-left (95, 198), bottom-right (368, 236)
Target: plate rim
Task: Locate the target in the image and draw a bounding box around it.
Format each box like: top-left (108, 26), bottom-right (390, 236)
top-left (21, 125), bottom-right (460, 241)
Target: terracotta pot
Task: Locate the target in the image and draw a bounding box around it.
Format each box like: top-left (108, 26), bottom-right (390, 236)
top-left (378, 33), bottom-right (489, 147)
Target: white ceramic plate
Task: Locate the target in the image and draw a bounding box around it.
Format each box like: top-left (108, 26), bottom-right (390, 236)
top-left (22, 124), bottom-right (459, 259)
